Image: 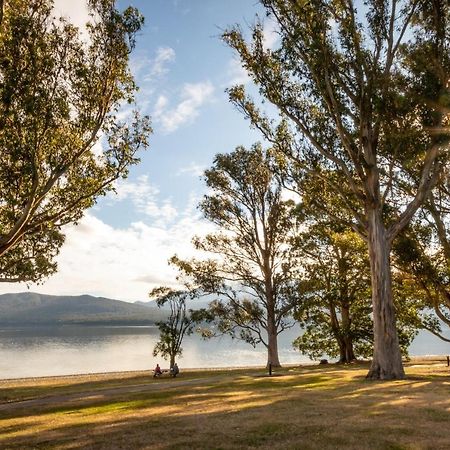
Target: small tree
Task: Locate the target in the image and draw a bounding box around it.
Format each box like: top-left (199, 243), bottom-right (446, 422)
top-left (172, 144), bottom-right (300, 368)
top-left (0, 0), bottom-right (151, 283)
top-left (295, 223), bottom-right (420, 361)
top-left (150, 287), bottom-right (200, 368)
top-left (393, 222), bottom-right (450, 342)
top-left (294, 225), bottom-right (372, 363)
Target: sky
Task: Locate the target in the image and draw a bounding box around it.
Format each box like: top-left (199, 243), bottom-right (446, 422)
top-left (0, 0), bottom-right (280, 302)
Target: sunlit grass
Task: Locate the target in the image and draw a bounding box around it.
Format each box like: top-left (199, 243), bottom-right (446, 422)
top-left (0, 360), bottom-right (449, 449)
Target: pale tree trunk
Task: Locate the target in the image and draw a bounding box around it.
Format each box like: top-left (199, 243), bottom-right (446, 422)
top-left (366, 209), bottom-right (405, 380)
top-left (265, 280), bottom-right (281, 368)
top-left (267, 316), bottom-right (281, 368)
top-left (263, 251), bottom-right (281, 368)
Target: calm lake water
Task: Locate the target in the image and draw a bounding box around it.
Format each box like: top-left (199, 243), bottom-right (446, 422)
top-left (0, 325), bottom-right (448, 379)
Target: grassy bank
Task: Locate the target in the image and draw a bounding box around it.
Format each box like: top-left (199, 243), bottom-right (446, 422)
top-left (0, 359), bottom-right (449, 449)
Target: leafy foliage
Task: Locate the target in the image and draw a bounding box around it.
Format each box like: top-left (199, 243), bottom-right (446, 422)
top-left (150, 287), bottom-right (203, 367)
top-left (172, 144), bottom-right (301, 366)
top-left (393, 222), bottom-right (450, 342)
top-left (0, 0), bottom-right (151, 283)
top-left (223, 0), bottom-right (450, 379)
top-left (293, 225), bottom-right (373, 361)
top-left (292, 217), bottom-right (422, 361)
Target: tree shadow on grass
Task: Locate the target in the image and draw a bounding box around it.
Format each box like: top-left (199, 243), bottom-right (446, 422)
top-left (0, 373), bottom-right (153, 403)
top-left (1, 367), bottom-right (450, 450)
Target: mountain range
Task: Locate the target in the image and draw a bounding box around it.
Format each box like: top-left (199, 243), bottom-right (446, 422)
top-left (0, 292), bottom-right (168, 325)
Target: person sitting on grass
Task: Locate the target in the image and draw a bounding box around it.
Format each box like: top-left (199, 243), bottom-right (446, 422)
top-left (170, 363), bottom-right (179, 377)
top-left (153, 363), bottom-right (162, 378)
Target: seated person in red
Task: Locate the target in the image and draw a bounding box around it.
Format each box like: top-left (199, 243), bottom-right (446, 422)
top-left (153, 363), bottom-right (162, 378)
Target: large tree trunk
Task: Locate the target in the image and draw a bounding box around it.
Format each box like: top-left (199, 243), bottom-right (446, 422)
top-left (267, 319), bottom-right (281, 368)
top-left (169, 354), bottom-right (175, 369)
top-left (366, 209), bottom-right (405, 380)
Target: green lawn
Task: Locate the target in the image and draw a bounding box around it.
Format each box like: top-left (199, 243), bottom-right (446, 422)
top-left (0, 360), bottom-right (449, 449)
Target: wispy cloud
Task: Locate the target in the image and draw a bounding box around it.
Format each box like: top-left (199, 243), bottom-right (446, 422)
top-left (176, 162), bottom-right (206, 178)
top-left (0, 210), bottom-right (213, 302)
top-left (148, 47), bottom-right (176, 79)
top-left (114, 175), bottom-right (178, 225)
top-left (153, 95), bottom-right (169, 118)
top-left (129, 53), bottom-right (153, 80)
top-left (155, 81), bottom-right (215, 133)
top-left (172, 0), bottom-right (191, 15)
top-left (129, 46), bottom-right (176, 105)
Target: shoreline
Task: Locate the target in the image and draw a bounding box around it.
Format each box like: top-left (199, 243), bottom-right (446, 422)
top-left (0, 363), bottom-right (302, 383)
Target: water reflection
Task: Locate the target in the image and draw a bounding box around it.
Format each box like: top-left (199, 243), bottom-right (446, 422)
top-left (0, 325), bottom-right (447, 379)
top-left (0, 325), bottom-right (306, 379)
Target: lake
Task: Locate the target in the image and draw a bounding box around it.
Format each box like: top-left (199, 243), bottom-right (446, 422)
top-left (0, 325), bottom-right (448, 379)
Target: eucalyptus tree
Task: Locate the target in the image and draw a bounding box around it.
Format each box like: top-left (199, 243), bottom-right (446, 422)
top-left (223, 0), bottom-right (449, 379)
top-left (0, 0), bottom-right (151, 283)
top-left (172, 144), bottom-right (300, 368)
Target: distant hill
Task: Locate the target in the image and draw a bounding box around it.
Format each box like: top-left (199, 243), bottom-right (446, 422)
top-left (0, 292), bottom-right (168, 325)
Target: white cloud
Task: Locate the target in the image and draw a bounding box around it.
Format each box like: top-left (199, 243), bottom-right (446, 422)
top-left (156, 81), bottom-right (215, 133)
top-left (0, 208), bottom-right (214, 303)
top-left (263, 19), bottom-right (280, 50)
top-left (0, 176), bottom-right (214, 303)
top-left (52, 0), bottom-right (90, 36)
top-left (176, 162), bottom-right (206, 178)
top-left (147, 47), bottom-right (176, 79)
top-left (114, 175), bottom-right (178, 225)
top-left (153, 95), bottom-right (168, 118)
top-left (281, 188), bottom-right (301, 203)
top-left (128, 48), bottom-right (175, 118)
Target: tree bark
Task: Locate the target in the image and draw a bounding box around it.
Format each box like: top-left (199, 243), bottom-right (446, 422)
top-left (267, 319), bottom-right (281, 368)
top-left (169, 354), bottom-right (175, 369)
top-left (263, 250), bottom-right (281, 368)
top-left (338, 337), bottom-right (356, 363)
top-left (366, 209), bottom-right (405, 380)
top-left (337, 304), bottom-right (356, 363)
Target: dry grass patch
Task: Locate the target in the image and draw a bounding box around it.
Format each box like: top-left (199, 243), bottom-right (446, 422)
top-left (0, 362), bottom-right (449, 449)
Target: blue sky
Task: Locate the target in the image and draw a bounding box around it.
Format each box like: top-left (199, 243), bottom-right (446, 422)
top-left (0, 0), bottom-right (279, 302)
top-left (99, 0), bottom-right (267, 228)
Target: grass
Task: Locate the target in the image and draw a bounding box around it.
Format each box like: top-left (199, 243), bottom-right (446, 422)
top-left (0, 359), bottom-right (449, 449)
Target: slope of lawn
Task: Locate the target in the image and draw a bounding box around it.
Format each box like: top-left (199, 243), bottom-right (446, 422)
top-left (0, 359), bottom-right (449, 449)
